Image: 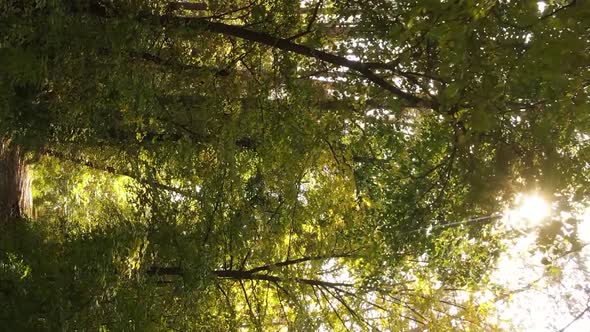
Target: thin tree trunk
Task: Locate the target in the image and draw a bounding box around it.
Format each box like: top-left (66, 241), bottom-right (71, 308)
top-left (0, 138), bottom-right (32, 223)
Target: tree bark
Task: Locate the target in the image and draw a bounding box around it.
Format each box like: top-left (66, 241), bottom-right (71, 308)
top-left (0, 138), bottom-right (32, 223)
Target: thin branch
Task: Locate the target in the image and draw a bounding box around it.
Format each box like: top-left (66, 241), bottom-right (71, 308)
top-left (89, 4), bottom-right (437, 113)
top-left (213, 269), bottom-right (357, 288)
top-left (288, 0), bottom-right (323, 40)
top-left (321, 285), bottom-right (369, 330)
top-left (272, 281), bottom-right (291, 328)
top-left (246, 253), bottom-right (356, 274)
top-left (216, 283), bottom-right (237, 323)
top-left (324, 139), bottom-right (341, 165)
top-left (537, 0), bottom-right (577, 25)
top-left (494, 0), bottom-right (577, 30)
top-left (156, 17), bottom-right (432, 107)
top-left (311, 285), bottom-right (337, 331)
top-left (262, 281), bottom-right (270, 324)
top-left (239, 250), bottom-right (252, 271)
top-left (557, 298), bottom-right (590, 332)
top-left (318, 285), bottom-right (352, 332)
top-left (44, 149), bottom-right (196, 198)
top-left (239, 280), bottom-right (261, 330)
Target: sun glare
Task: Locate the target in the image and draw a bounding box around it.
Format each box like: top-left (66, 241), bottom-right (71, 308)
top-left (505, 193), bottom-right (550, 229)
top-left (537, 1), bottom-right (547, 14)
top-left (579, 207), bottom-right (590, 243)
top-left (519, 195), bottom-right (550, 223)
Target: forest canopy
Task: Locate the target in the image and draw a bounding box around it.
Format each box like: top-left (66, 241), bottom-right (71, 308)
top-left (1, 0), bottom-right (589, 331)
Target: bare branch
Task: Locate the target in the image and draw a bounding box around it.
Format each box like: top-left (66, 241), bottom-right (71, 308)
top-left (557, 297), bottom-right (590, 332)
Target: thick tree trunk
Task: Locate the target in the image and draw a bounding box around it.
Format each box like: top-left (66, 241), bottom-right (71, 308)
top-left (0, 138), bottom-right (32, 223)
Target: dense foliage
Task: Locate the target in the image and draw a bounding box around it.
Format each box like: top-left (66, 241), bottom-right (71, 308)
top-left (1, 0), bottom-right (589, 330)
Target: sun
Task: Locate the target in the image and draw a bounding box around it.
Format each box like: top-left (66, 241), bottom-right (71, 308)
top-left (505, 193), bottom-right (550, 229)
top-left (518, 194), bottom-right (550, 223)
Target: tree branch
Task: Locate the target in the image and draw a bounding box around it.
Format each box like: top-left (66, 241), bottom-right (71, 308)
top-left (558, 298), bottom-right (590, 332)
top-left (161, 17), bottom-right (432, 107)
top-left (44, 149), bottom-right (197, 198)
top-left (288, 0), bottom-right (323, 40)
top-left (245, 253), bottom-right (356, 274)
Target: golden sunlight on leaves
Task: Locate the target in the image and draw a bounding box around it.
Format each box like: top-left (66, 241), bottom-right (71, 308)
top-left (2, 0), bottom-right (589, 330)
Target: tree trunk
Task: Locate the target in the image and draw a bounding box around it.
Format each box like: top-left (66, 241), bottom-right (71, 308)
top-left (0, 138), bottom-right (32, 223)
